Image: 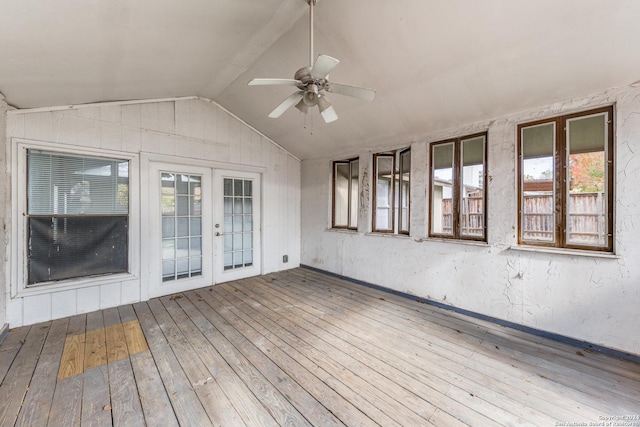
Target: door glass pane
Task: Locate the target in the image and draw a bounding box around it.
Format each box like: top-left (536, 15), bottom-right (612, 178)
top-left (161, 172), bottom-right (203, 282)
top-left (566, 113), bottom-right (607, 246)
top-left (521, 123), bottom-right (555, 242)
top-left (375, 156), bottom-right (394, 231)
top-left (223, 178), bottom-right (255, 271)
top-left (431, 143), bottom-right (454, 235)
top-left (461, 136), bottom-right (484, 238)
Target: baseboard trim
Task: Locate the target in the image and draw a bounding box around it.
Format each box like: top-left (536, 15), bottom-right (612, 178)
top-left (300, 264), bottom-right (640, 364)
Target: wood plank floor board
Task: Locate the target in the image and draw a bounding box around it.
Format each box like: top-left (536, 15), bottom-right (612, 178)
top-left (2, 268), bottom-right (639, 426)
top-left (192, 289), bottom-right (366, 427)
top-left (282, 274), bottom-right (640, 413)
top-left (117, 305), bottom-right (178, 427)
top-left (132, 302), bottom-right (211, 427)
top-left (0, 322), bottom-right (51, 426)
top-left (102, 308), bottom-right (146, 427)
top-left (234, 278), bottom-right (531, 426)
top-left (165, 294), bottom-right (301, 427)
top-left (182, 291), bottom-right (318, 427)
top-left (291, 268), bottom-right (640, 380)
top-left (205, 284), bottom-right (440, 427)
top-left (0, 326), bottom-right (31, 385)
top-left (48, 314), bottom-right (86, 427)
top-left (80, 310), bottom-right (112, 427)
top-left (280, 270), bottom-right (640, 415)
top-left (15, 318), bottom-right (69, 427)
top-left (254, 274), bottom-right (617, 423)
top-left (216, 287), bottom-right (480, 424)
top-left (306, 274), bottom-right (637, 413)
top-left (191, 287), bottom-right (391, 427)
top-left (190, 288), bottom-right (391, 425)
top-left (80, 365), bottom-right (111, 427)
top-left (171, 293), bottom-right (287, 427)
top-left (149, 297), bottom-right (248, 427)
top-left (178, 291), bottom-right (377, 425)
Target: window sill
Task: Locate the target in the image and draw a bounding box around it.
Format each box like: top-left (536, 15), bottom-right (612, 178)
top-left (508, 245), bottom-right (618, 259)
top-left (365, 232), bottom-right (411, 238)
top-left (413, 237), bottom-right (489, 247)
top-left (326, 228), bottom-right (359, 234)
top-left (13, 272), bottom-right (138, 298)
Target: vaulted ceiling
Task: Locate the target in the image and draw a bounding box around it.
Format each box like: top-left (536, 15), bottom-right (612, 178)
top-left (2, 0), bottom-right (639, 159)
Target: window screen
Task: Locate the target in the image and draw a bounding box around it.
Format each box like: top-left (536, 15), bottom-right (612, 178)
top-left (27, 150), bottom-right (129, 285)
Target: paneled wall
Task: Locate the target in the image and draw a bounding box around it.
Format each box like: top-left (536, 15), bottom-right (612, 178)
top-left (301, 85), bottom-right (640, 356)
top-left (3, 97), bottom-right (301, 327)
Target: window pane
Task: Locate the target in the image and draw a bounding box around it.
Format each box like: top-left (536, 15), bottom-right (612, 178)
top-left (431, 143), bottom-right (454, 235)
top-left (28, 151), bottom-right (129, 215)
top-left (334, 162), bottom-right (350, 227)
top-left (399, 151), bottom-right (410, 233)
top-left (224, 178), bottom-right (233, 196)
top-left (566, 113), bottom-right (607, 246)
top-left (28, 216), bottom-right (128, 285)
top-left (521, 123), bottom-right (555, 242)
top-left (461, 137), bottom-right (484, 237)
top-left (349, 160), bottom-right (359, 229)
top-left (375, 156), bottom-right (394, 231)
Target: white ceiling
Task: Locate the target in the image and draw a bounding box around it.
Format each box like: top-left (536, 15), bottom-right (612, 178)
top-left (2, 0), bottom-right (639, 159)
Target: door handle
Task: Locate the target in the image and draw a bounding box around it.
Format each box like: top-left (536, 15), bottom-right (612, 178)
top-left (215, 232), bottom-right (224, 237)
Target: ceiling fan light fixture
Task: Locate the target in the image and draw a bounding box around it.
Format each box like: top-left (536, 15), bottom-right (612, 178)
top-left (295, 99), bottom-right (308, 113)
top-left (303, 84), bottom-right (319, 106)
top-left (318, 95), bottom-right (338, 123)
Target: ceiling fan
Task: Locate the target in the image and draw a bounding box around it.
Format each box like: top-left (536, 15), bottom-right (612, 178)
top-left (248, 0), bottom-right (376, 123)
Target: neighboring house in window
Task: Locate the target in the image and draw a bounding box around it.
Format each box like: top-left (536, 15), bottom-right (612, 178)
top-left (517, 106), bottom-right (614, 251)
top-left (373, 148), bottom-right (410, 234)
top-left (429, 133), bottom-right (487, 241)
top-left (332, 158), bottom-right (359, 230)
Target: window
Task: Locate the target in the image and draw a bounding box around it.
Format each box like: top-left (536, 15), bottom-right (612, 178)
top-left (430, 133), bottom-right (487, 240)
top-left (373, 148), bottom-right (411, 234)
top-left (518, 106), bottom-right (613, 251)
top-left (27, 150), bottom-right (129, 285)
top-left (332, 158), bottom-right (359, 229)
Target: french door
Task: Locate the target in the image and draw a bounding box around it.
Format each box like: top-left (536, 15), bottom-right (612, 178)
top-left (147, 162), bottom-right (260, 298)
top-left (214, 169), bottom-right (261, 283)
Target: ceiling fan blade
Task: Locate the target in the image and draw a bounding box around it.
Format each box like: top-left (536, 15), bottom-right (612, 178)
top-left (327, 82), bottom-right (376, 102)
top-left (310, 54), bottom-right (340, 79)
top-left (249, 78), bottom-right (301, 87)
top-left (320, 105), bottom-right (338, 123)
top-left (268, 91), bottom-right (304, 118)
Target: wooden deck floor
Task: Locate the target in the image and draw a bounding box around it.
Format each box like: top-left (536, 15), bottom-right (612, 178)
top-left (1, 267), bottom-right (639, 426)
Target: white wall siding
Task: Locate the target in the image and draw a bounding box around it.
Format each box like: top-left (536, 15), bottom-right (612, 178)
top-left (3, 97), bottom-right (301, 327)
top-left (301, 84), bottom-right (640, 356)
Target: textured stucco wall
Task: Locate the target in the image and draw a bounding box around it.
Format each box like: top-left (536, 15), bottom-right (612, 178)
top-left (301, 85), bottom-right (640, 356)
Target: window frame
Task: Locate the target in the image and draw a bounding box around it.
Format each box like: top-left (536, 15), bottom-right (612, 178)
top-left (517, 106), bottom-right (614, 252)
top-left (26, 150), bottom-right (130, 286)
top-left (372, 148), bottom-right (411, 235)
top-left (428, 132), bottom-right (488, 242)
top-left (331, 157), bottom-right (359, 230)
top-left (12, 139), bottom-right (139, 297)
